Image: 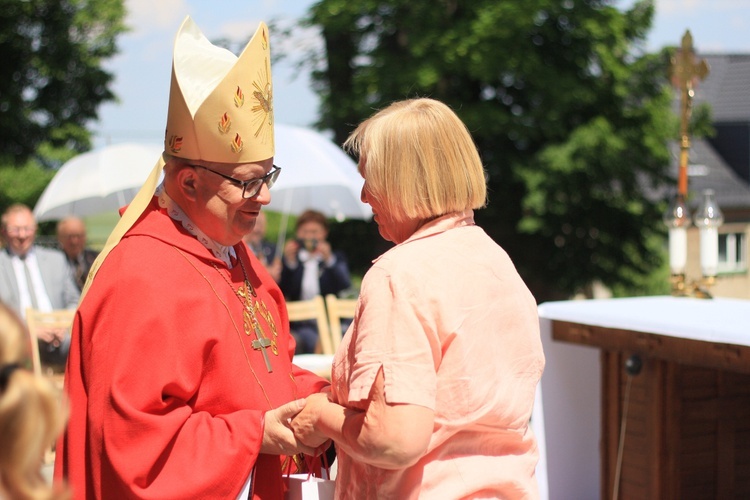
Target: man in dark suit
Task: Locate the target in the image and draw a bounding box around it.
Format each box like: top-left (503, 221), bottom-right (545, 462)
top-left (0, 204), bottom-right (80, 365)
top-left (56, 216), bottom-right (99, 290)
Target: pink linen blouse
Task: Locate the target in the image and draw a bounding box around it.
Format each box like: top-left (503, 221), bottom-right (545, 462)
top-left (331, 210), bottom-right (545, 499)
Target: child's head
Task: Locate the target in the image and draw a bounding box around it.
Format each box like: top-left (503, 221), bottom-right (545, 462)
top-left (0, 302), bottom-right (68, 499)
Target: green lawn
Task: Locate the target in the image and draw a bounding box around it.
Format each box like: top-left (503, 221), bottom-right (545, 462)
top-left (83, 210), bottom-right (297, 250)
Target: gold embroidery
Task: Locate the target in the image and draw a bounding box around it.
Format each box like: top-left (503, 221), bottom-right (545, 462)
top-left (231, 132), bottom-right (243, 153)
top-left (172, 247), bottom-right (274, 406)
top-left (168, 135), bottom-right (183, 153)
top-left (218, 112), bottom-right (231, 134)
top-left (234, 86), bottom-right (245, 107)
top-left (250, 56), bottom-right (273, 143)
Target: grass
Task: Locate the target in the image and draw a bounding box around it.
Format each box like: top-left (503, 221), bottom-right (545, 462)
top-left (83, 210), bottom-right (297, 250)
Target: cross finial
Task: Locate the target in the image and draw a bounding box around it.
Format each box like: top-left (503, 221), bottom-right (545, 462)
top-left (670, 30), bottom-right (710, 196)
top-left (671, 31), bottom-right (709, 91)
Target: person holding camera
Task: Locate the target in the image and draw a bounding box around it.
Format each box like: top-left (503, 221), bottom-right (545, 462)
top-left (280, 209), bottom-right (351, 353)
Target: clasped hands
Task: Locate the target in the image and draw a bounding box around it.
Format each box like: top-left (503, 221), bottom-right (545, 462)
top-left (36, 326), bottom-right (68, 347)
top-left (261, 392), bottom-right (332, 457)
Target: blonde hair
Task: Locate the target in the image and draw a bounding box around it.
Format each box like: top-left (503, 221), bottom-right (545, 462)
top-left (344, 98), bottom-right (487, 222)
top-left (0, 303), bottom-right (69, 500)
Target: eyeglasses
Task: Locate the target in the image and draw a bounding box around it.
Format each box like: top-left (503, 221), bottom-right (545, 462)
top-left (4, 226), bottom-right (36, 236)
top-left (193, 164), bottom-right (281, 199)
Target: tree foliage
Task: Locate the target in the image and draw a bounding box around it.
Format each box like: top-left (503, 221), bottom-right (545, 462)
top-left (302, 0), bottom-right (675, 301)
top-left (0, 162), bottom-right (55, 211)
top-left (0, 0), bottom-right (126, 165)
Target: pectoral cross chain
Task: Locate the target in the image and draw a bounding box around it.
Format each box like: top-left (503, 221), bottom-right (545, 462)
top-left (238, 282), bottom-right (274, 373)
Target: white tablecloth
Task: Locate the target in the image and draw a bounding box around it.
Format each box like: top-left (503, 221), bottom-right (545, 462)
top-left (531, 295), bottom-right (750, 500)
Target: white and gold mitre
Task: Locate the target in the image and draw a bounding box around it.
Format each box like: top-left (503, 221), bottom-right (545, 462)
top-left (165, 16), bottom-right (275, 163)
top-left (79, 17), bottom-right (274, 301)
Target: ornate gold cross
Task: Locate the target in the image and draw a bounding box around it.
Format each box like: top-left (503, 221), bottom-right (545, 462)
top-left (670, 30), bottom-right (710, 196)
top-left (238, 283), bottom-right (273, 372)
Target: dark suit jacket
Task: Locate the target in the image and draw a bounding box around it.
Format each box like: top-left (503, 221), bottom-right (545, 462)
top-left (66, 248), bottom-right (99, 290)
top-left (279, 250), bottom-right (351, 301)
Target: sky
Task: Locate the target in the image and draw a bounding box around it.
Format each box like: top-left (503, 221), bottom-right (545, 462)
top-left (92, 0), bottom-right (750, 149)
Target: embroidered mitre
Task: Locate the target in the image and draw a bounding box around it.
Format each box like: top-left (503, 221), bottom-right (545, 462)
top-left (79, 16), bottom-right (274, 301)
top-left (165, 16), bottom-right (275, 162)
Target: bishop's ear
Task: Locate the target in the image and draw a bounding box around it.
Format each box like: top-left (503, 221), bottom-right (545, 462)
top-left (174, 164), bottom-right (199, 201)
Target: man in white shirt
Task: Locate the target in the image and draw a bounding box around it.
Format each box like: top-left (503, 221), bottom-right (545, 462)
top-left (0, 203), bottom-right (80, 365)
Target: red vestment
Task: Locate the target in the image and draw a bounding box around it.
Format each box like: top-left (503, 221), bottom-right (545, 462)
top-left (54, 198), bottom-right (328, 499)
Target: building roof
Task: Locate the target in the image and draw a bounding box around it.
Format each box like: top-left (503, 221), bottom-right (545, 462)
top-left (680, 139), bottom-right (750, 211)
top-left (694, 54), bottom-right (750, 124)
top-left (669, 53), bottom-right (750, 214)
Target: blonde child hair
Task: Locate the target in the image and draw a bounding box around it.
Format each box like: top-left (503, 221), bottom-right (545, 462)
top-left (0, 302), bottom-right (69, 499)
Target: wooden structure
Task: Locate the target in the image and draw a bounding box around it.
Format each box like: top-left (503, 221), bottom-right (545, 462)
top-left (25, 308), bottom-right (75, 379)
top-left (286, 296), bottom-right (333, 355)
top-left (538, 296), bottom-right (750, 499)
top-left (324, 294), bottom-right (357, 352)
top-left (287, 296), bottom-right (336, 379)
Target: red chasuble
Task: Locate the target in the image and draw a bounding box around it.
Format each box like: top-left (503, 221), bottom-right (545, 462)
top-left (54, 198), bottom-right (329, 499)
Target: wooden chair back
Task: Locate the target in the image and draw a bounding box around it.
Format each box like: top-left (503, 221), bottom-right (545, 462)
top-left (285, 296), bottom-right (334, 355)
top-left (325, 294), bottom-right (358, 352)
top-left (25, 308), bottom-right (74, 465)
top-left (25, 308), bottom-right (75, 378)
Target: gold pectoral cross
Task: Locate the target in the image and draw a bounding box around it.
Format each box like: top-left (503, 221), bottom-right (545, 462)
top-left (251, 333), bottom-right (273, 373)
top-left (238, 282), bottom-right (273, 372)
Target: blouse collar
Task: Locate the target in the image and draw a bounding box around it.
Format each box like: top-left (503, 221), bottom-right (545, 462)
top-left (372, 209), bottom-right (476, 263)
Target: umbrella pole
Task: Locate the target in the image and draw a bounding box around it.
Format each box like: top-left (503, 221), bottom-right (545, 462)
top-left (273, 188), bottom-right (295, 261)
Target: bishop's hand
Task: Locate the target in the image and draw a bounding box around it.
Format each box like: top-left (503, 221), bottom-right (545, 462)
top-left (261, 399), bottom-right (318, 456)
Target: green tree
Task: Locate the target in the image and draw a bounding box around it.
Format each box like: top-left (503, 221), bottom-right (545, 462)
top-left (303, 0), bottom-right (675, 301)
top-left (0, 0), bottom-right (126, 166)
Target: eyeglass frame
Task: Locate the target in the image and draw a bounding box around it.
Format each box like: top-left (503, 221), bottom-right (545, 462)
top-left (191, 164), bottom-right (281, 199)
top-left (3, 225), bottom-right (37, 236)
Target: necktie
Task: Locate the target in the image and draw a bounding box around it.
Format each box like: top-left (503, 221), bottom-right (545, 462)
top-left (74, 256), bottom-right (86, 288)
top-left (22, 257), bottom-right (39, 309)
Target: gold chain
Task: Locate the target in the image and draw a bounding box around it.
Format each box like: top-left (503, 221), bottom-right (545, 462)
top-left (211, 261), bottom-right (279, 360)
top-left (172, 247), bottom-right (273, 408)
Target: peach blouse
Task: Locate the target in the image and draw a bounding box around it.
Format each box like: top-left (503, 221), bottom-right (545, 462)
top-left (331, 210), bottom-right (545, 499)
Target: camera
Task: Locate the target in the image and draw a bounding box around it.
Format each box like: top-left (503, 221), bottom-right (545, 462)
top-left (297, 238), bottom-right (318, 252)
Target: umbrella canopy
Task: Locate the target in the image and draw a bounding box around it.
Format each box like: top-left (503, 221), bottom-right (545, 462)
top-left (34, 126), bottom-right (370, 224)
top-left (34, 143), bottom-right (163, 222)
top-left (270, 124), bottom-right (371, 221)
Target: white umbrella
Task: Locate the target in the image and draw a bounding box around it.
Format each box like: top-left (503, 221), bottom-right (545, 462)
top-left (34, 126), bottom-right (369, 226)
top-left (270, 124), bottom-right (371, 221)
top-left (34, 143), bottom-right (163, 222)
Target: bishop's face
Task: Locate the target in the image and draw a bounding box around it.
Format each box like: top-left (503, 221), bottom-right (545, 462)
top-left (190, 159), bottom-right (275, 246)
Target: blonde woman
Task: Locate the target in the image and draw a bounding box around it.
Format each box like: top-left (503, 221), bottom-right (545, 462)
top-left (0, 302), bottom-right (68, 500)
top-left (292, 98), bottom-right (545, 499)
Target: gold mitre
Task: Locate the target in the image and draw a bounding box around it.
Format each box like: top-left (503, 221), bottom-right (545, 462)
top-left (79, 17), bottom-right (274, 301)
top-left (165, 16), bottom-right (275, 163)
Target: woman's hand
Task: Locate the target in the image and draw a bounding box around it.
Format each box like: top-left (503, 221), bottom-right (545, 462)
top-left (290, 392), bottom-right (331, 448)
top-left (261, 399), bottom-right (318, 456)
